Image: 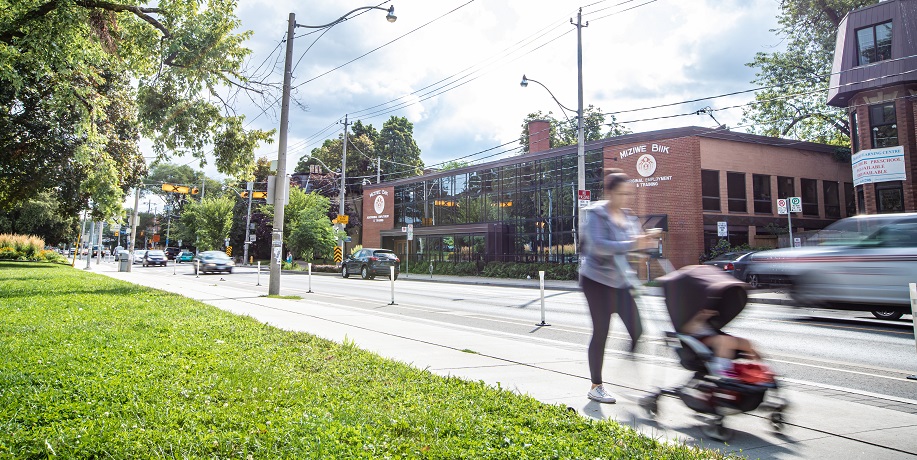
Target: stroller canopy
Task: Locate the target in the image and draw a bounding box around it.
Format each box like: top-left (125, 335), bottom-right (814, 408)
top-left (658, 265), bottom-right (748, 332)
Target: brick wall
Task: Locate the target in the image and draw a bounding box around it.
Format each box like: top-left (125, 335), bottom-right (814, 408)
top-left (361, 186), bottom-right (396, 248)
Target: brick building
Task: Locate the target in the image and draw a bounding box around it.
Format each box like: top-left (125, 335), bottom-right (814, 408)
top-left (361, 124), bottom-right (853, 275)
top-left (827, 0), bottom-right (917, 213)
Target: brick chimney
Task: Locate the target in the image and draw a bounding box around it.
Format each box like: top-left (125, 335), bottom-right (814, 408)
top-left (527, 119), bottom-right (551, 153)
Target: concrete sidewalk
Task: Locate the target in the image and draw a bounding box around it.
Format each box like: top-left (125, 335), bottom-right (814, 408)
top-left (96, 263), bottom-right (917, 459)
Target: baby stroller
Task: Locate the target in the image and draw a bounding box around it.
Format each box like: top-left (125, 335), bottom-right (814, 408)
top-left (638, 265), bottom-right (788, 441)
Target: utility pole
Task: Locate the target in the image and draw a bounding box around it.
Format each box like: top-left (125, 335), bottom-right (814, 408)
top-left (573, 7), bottom-right (587, 255)
top-left (128, 186), bottom-right (139, 272)
top-left (377, 157), bottom-right (381, 184)
top-left (269, 12), bottom-right (296, 295)
top-left (243, 181), bottom-right (254, 265)
top-left (84, 210), bottom-right (94, 270)
top-left (339, 114), bottom-right (350, 262)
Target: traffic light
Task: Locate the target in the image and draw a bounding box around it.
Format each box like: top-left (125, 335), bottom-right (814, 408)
top-left (239, 191), bottom-right (249, 199)
top-left (191, 187), bottom-right (199, 195)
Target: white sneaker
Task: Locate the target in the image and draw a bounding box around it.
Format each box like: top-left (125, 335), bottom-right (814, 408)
top-left (587, 385), bottom-right (617, 404)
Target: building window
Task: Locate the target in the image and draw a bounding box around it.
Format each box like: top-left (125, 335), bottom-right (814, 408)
top-left (777, 176), bottom-right (794, 199)
top-left (823, 181), bottom-right (840, 219)
top-left (726, 172), bottom-right (746, 213)
top-left (856, 185), bottom-right (866, 214)
top-left (856, 21), bottom-right (892, 66)
top-left (701, 169), bottom-right (720, 212)
top-left (801, 178), bottom-right (819, 217)
top-left (844, 182), bottom-right (856, 217)
top-left (752, 174), bottom-right (771, 214)
top-left (876, 181), bottom-right (904, 213)
top-left (870, 102), bottom-right (898, 148)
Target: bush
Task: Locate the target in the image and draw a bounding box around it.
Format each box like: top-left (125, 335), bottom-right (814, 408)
top-left (403, 260), bottom-right (578, 280)
top-left (0, 234), bottom-right (64, 263)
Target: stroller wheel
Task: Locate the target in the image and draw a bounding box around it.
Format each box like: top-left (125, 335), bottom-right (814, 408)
top-left (702, 418), bottom-right (733, 442)
top-left (638, 395), bottom-right (658, 418)
top-left (770, 412), bottom-right (786, 431)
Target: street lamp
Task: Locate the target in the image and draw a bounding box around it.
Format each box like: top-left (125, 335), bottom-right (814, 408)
top-left (521, 8), bottom-right (587, 257)
top-left (269, 5), bottom-right (397, 295)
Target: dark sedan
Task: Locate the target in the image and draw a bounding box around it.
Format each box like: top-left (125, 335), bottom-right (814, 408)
top-left (702, 251), bottom-right (756, 280)
top-left (143, 250), bottom-right (168, 267)
top-left (342, 248), bottom-right (400, 280)
top-left (194, 251), bottom-right (234, 274)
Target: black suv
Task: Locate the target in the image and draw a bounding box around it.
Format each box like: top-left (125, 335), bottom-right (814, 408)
top-left (342, 248), bottom-right (400, 280)
top-left (165, 247), bottom-right (181, 260)
top-left (143, 250), bottom-right (168, 267)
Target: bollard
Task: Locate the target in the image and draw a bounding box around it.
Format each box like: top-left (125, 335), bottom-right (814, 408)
top-left (909, 283), bottom-right (917, 381)
top-left (195, 259), bottom-right (199, 278)
top-left (429, 262), bottom-right (433, 279)
top-left (173, 260), bottom-right (176, 276)
top-left (257, 261), bottom-right (261, 286)
top-left (389, 265), bottom-right (397, 305)
top-left (536, 270), bottom-right (550, 327)
top-left (307, 263), bottom-right (313, 293)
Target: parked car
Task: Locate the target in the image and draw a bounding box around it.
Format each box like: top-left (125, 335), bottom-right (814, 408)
top-left (143, 250), bottom-right (168, 267)
top-left (741, 213), bottom-right (917, 320)
top-left (165, 247), bottom-right (181, 260)
top-left (132, 250), bottom-right (147, 264)
top-left (702, 251), bottom-right (756, 280)
top-left (177, 251), bottom-right (194, 263)
top-left (342, 248), bottom-right (400, 280)
top-left (193, 251), bottom-right (234, 274)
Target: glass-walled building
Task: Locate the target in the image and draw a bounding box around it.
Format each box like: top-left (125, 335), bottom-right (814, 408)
top-left (371, 147), bottom-right (603, 265)
top-left (362, 125), bottom-right (854, 274)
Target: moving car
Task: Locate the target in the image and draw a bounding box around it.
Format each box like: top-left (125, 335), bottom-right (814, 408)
top-left (194, 251), bottom-right (234, 274)
top-left (165, 247), bottom-right (181, 260)
top-left (143, 250), bottom-right (168, 267)
top-left (342, 248), bottom-right (400, 280)
top-left (177, 250), bottom-right (194, 263)
top-left (132, 250), bottom-right (147, 264)
top-left (741, 213), bottom-right (917, 320)
top-left (702, 251), bottom-right (756, 280)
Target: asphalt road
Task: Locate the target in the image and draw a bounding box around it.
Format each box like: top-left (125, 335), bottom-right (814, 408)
top-left (136, 263), bottom-right (917, 402)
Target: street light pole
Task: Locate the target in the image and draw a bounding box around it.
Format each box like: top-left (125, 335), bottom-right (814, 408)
top-left (573, 8), bottom-right (588, 255)
top-left (269, 12), bottom-right (296, 296)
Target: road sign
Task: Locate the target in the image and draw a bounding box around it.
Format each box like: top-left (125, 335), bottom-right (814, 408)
top-left (717, 221), bottom-right (728, 237)
top-left (793, 237), bottom-right (802, 248)
top-left (577, 189), bottom-right (591, 208)
top-left (401, 227), bottom-right (407, 232)
top-left (336, 215), bottom-right (349, 225)
top-left (789, 196), bottom-right (802, 213)
top-left (161, 183), bottom-right (191, 194)
top-left (333, 246), bottom-right (343, 263)
top-left (777, 198), bottom-right (788, 215)
top-left (407, 223), bottom-right (414, 241)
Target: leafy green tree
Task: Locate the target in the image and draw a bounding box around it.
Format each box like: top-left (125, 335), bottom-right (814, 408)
top-left (742, 1), bottom-right (869, 145)
top-left (440, 160), bottom-right (472, 171)
top-left (180, 196), bottom-right (234, 251)
top-left (378, 116), bottom-right (424, 180)
top-left (259, 187), bottom-right (338, 260)
top-left (0, 191), bottom-right (77, 245)
top-left (0, 0), bottom-right (274, 220)
top-left (519, 106), bottom-right (630, 153)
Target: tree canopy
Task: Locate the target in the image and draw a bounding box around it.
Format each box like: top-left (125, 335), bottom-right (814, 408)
top-left (742, 0), bottom-right (871, 146)
top-left (0, 0), bottom-right (274, 221)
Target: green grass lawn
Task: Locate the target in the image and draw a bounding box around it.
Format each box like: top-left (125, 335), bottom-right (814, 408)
top-left (0, 262), bottom-right (739, 459)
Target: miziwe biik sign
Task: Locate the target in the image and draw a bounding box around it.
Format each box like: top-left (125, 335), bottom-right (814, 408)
top-left (852, 146), bottom-right (906, 187)
top-left (619, 143), bottom-right (674, 188)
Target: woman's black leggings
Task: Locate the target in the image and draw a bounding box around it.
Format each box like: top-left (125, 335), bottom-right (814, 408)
top-left (581, 275), bottom-right (643, 385)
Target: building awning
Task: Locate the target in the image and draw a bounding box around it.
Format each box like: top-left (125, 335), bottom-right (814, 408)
top-left (641, 214), bottom-right (668, 232)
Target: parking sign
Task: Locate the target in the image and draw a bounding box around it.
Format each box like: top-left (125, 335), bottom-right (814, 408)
top-left (717, 221), bottom-right (728, 237)
top-left (777, 199), bottom-right (787, 215)
top-left (789, 197), bottom-right (802, 213)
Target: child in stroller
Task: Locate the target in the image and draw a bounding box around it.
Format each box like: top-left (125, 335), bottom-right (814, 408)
top-left (639, 265), bottom-right (788, 441)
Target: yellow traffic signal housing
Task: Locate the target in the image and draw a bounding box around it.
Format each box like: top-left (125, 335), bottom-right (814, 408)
top-left (239, 191), bottom-right (249, 199)
top-left (191, 187), bottom-right (199, 195)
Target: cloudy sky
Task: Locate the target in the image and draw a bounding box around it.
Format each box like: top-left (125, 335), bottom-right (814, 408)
top-left (175, 0), bottom-right (785, 180)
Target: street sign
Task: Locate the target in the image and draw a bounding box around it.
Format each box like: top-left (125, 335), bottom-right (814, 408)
top-left (401, 227), bottom-right (407, 232)
top-left (249, 234), bottom-right (256, 242)
top-left (333, 246), bottom-right (343, 263)
top-left (178, 240), bottom-right (182, 247)
top-left (224, 237), bottom-right (230, 248)
top-left (336, 215), bottom-right (349, 225)
top-left (789, 196), bottom-right (802, 213)
top-left (578, 189), bottom-right (591, 208)
top-left (717, 221), bottom-right (728, 237)
top-left (793, 237), bottom-right (802, 248)
top-left (407, 223), bottom-right (414, 241)
top-left (777, 198), bottom-right (788, 215)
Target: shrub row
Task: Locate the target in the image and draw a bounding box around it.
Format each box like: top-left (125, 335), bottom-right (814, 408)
top-left (403, 260), bottom-right (578, 280)
top-left (0, 234), bottom-right (67, 263)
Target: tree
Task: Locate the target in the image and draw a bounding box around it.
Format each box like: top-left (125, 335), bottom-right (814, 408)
top-left (440, 160), bottom-right (472, 171)
top-left (0, 191), bottom-right (78, 245)
top-left (0, 0), bottom-right (274, 219)
top-left (742, 1), bottom-right (870, 146)
top-left (259, 187), bottom-right (338, 261)
top-left (519, 105), bottom-right (631, 153)
top-left (179, 196), bottom-right (234, 251)
top-left (378, 116), bottom-right (424, 181)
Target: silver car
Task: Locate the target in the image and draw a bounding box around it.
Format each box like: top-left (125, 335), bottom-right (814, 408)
top-left (745, 213), bottom-right (917, 320)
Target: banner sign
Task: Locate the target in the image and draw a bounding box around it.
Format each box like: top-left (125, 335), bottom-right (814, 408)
top-left (852, 146), bottom-right (906, 186)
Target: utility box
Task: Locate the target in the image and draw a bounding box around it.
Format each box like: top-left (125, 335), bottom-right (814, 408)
top-left (119, 257), bottom-right (130, 272)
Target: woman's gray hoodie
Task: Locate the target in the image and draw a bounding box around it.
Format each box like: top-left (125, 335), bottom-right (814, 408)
top-left (578, 200), bottom-right (641, 289)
